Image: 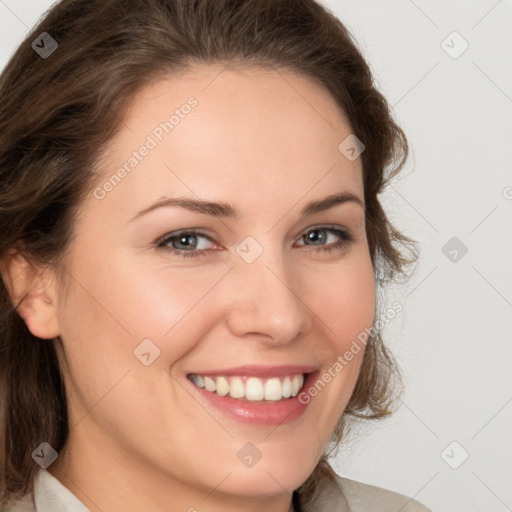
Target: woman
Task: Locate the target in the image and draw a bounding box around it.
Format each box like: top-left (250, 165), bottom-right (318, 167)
top-left (0, 0), bottom-right (431, 511)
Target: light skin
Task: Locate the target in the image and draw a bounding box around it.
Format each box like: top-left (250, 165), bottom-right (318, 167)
top-left (4, 64), bottom-right (375, 512)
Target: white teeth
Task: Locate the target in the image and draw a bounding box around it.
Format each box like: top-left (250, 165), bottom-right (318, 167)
top-left (282, 376), bottom-right (292, 398)
top-left (229, 377), bottom-right (245, 398)
top-left (204, 376), bottom-right (216, 392)
top-left (246, 377), bottom-right (264, 400)
top-left (291, 375), bottom-right (302, 396)
top-left (264, 377), bottom-right (283, 401)
top-left (188, 373), bottom-right (305, 401)
top-left (216, 376), bottom-right (229, 396)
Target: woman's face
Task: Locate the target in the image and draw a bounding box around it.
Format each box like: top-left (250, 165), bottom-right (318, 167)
top-left (48, 64), bottom-right (375, 510)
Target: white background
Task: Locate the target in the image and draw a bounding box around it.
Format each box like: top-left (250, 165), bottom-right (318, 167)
top-left (319, 2), bottom-right (512, 512)
top-left (1, 1), bottom-right (511, 511)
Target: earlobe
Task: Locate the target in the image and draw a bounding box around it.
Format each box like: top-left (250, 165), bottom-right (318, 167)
top-left (1, 252), bottom-right (61, 339)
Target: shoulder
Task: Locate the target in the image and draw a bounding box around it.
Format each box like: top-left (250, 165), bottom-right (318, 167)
top-left (332, 473), bottom-right (433, 512)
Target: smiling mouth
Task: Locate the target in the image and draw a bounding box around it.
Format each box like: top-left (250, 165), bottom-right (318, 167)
top-left (187, 373), bottom-right (306, 402)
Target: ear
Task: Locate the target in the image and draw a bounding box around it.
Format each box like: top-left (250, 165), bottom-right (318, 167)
top-left (0, 252), bottom-right (61, 339)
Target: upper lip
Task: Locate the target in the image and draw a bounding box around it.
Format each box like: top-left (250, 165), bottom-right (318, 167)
top-left (187, 365), bottom-right (318, 378)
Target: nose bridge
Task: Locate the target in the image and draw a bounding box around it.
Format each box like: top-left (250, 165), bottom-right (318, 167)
top-left (225, 237), bottom-right (312, 343)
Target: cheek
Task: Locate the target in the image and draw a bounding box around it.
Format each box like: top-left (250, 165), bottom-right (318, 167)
top-left (305, 256), bottom-right (376, 352)
top-left (114, 265), bottom-right (231, 358)
top-left (58, 255), bottom-right (229, 373)
top-left (291, 256), bottom-right (375, 444)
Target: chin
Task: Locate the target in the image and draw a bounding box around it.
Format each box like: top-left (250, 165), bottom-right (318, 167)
top-left (220, 460), bottom-right (314, 498)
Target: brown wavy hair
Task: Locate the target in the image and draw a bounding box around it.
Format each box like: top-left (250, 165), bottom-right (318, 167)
top-left (0, 0), bottom-right (418, 509)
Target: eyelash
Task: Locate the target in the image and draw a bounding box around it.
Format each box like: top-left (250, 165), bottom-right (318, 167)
top-left (156, 225), bottom-right (354, 259)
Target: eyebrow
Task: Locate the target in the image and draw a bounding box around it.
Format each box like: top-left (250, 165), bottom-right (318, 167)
top-left (130, 191), bottom-right (364, 222)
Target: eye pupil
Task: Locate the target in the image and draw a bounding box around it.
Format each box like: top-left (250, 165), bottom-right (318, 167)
top-left (177, 234), bottom-right (196, 249)
top-left (306, 229), bottom-right (325, 245)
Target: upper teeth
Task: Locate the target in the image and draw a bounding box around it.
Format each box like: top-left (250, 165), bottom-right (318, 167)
top-left (188, 373), bottom-right (305, 401)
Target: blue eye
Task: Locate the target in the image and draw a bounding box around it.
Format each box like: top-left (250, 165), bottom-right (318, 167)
top-left (157, 230), bottom-right (214, 256)
top-left (156, 225), bottom-right (354, 259)
top-left (297, 226), bottom-right (353, 253)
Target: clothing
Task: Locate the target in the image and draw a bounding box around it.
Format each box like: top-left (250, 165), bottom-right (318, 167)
top-left (2, 467), bottom-right (432, 511)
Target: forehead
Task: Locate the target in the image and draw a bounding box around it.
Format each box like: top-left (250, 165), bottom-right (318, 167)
top-left (90, 63), bottom-right (363, 217)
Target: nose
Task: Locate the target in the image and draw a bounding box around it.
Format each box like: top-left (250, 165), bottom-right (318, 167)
top-left (223, 249), bottom-right (313, 346)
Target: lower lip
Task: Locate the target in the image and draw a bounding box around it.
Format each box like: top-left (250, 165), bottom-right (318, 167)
top-left (188, 372), bottom-right (318, 426)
